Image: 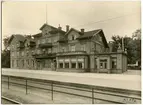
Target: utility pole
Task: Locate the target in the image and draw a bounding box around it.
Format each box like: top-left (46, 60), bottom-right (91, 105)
top-left (46, 4), bottom-right (48, 24)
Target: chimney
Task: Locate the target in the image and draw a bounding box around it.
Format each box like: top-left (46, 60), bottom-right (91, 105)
top-left (81, 28), bottom-right (84, 34)
top-left (58, 24), bottom-right (62, 30)
top-left (66, 25), bottom-right (69, 32)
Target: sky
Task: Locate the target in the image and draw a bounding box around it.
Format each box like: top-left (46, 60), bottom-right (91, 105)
top-left (2, 1), bottom-right (141, 49)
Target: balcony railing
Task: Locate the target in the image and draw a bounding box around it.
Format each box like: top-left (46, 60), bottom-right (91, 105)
top-left (32, 53), bottom-right (56, 59)
top-left (57, 51), bottom-right (87, 56)
top-left (17, 44), bottom-right (25, 49)
top-left (39, 43), bottom-right (53, 48)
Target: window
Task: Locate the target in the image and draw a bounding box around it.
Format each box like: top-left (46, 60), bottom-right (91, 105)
top-left (16, 60), bottom-right (18, 67)
top-left (59, 63), bottom-right (63, 68)
top-left (11, 52), bottom-right (14, 57)
top-left (32, 60), bottom-right (34, 67)
top-left (53, 37), bottom-right (57, 42)
top-left (112, 61), bottom-right (117, 69)
top-left (78, 62), bottom-right (82, 68)
top-left (65, 63), bottom-right (69, 68)
top-left (37, 50), bottom-right (41, 54)
top-left (100, 63), bottom-right (103, 69)
top-left (22, 51), bottom-right (24, 56)
top-left (62, 47), bottom-right (65, 52)
top-left (26, 59), bottom-right (29, 65)
top-left (22, 60), bottom-right (24, 67)
top-left (48, 48), bottom-right (52, 53)
top-left (12, 60), bottom-right (14, 67)
top-left (81, 44), bottom-right (85, 51)
top-left (71, 45), bottom-right (75, 51)
top-left (42, 39), bottom-right (46, 44)
top-left (43, 60), bottom-right (45, 67)
top-left (99, 36), bottom-right (102, 42)
top-left (26, 51), bottom-right (29, 56)
top-left (72, 35), bottom-right (74, 40)
top-left (37, 40), bottom-right (40, 44)
top-left (71, 63), bottom-right (76, 68)
top-left (100, 59), bottom-right (107, 69)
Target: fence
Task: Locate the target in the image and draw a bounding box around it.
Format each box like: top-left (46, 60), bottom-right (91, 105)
top-left (2, 75), bottom-right (141, 104)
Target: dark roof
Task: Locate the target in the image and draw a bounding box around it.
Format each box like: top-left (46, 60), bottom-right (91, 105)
top-left (8, 34), bottom-right (26, 44)
top-left (57, 28), bottom-right (80, 42)
top-left (77, 29), bottom-right (109, 48)
top-left (40, 23), bottom-right (66, 35)
top-left (32, 33), bottom-right (42, 37)
top-left (65, 28), bottom-right (80, 35)
top-left (77, 29), bottom-right (101, 39)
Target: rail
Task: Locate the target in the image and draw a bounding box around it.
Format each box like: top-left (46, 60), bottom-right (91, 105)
top-left (2, 75), bottom-right (141, 104)
top-left (2, 96), bottom-right (21, 104)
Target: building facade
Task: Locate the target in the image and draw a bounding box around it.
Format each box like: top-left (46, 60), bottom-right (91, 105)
top-left (8, 23), bottom-right (127, 73)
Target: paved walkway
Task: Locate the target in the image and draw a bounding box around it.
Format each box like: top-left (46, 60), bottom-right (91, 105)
top-left (2, 68), bottom-right (141, 91)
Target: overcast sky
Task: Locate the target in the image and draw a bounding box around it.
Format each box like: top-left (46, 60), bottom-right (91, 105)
top-left (2, 1), bottom-right (141, 49)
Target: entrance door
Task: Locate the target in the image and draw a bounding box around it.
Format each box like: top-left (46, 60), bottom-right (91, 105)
top-left (99, 59), bottom-right (107, 73)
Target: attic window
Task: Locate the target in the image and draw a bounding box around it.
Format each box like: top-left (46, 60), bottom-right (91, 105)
top-left (72, 35), bottom-right (76, 40)
top-left (99, 36), bottom-right (102, 42)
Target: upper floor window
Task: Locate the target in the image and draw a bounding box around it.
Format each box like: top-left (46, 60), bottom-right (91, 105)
top-left (48, 48), bottom-right (52, 53)
top-left (41, 39), bottom-right (46, 44)
top-left (53, 37), bottom-right (57, 43)
top-left (71, 45), bottom-right (75, 51)
top-left (37, 49), bottom-right (41, 54)
top-left (99, 36), bottom-right (102, 42)
top-left (53, 47), bottom-right (57, 53)
top-left (37, 40), bottom-right (40, 45)
top-left (12, 60), bottom-right (14, 67)
top-left (11, 52), bottom-right (14, 57)
top-left (62, 47), bottom-right (65, 52)
top-left (81, 44), bottom-right (85, 51)
top-left (71, 35), bottom-right (76, 40)
top-left (17, 52), bottom-right (19, 56)
top-left (22, 51), bottom-right (24, 56)
top-left (26, 51), bottom-right (29, 56)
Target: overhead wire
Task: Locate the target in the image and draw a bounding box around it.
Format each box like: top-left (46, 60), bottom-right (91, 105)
top-left (73, 12), bottom-right (139, 28)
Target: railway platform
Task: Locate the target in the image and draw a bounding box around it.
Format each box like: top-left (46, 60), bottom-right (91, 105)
top-left (2, 68), bottom-right (141, 91)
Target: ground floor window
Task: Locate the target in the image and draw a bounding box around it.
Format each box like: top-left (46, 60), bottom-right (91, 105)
top-left (100, 63), bottom-right (103, 69)
top-left (16, 60), bottom-right (18, 67)
top-left (26, 59), bottom-right (29, 65)
top-left (59, 63), bottom-right (63, 68)
top-left (71, 63), bottom-right (76, 68)
top-left (32, 60), bottom-right (34, 67)
top-left (42, 60), bottom-right (45, 67)
top-left (22, 60), bottom-right (24, 67)
top-left (112, 61), bottom-right (117, 69)
top-left (78, 62), bottom-right (82, 68)
top-left (65, 63), bottom-right (69, 68)
top-left (100, 59), bottom-right (107, 69)
top-left (12, 60), bottom-right (14, 67)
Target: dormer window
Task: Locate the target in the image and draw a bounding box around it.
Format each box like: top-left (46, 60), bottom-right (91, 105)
top-left (71, 35), bottom-right (76, 40)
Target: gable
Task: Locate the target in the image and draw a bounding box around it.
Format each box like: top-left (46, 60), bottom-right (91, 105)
top-left (41, 25), bottom-right (52, 36)
top-left (67, 29), bottom-right (80, 40)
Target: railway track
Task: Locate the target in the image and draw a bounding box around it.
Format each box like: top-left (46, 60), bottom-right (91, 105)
top-left (2, 96), bottom-right (21, 104)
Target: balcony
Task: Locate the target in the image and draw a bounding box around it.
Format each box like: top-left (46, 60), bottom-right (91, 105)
top-left (57, 51), bottom-right (87, 56)
top-left (17, 44), bottom-right (25, 49)
top-left (39, 43), bottom-right (53, 48)
top-left (32, 53), bottom-right (56, 59)
top-left (28, 42), bottom-right (36, 47)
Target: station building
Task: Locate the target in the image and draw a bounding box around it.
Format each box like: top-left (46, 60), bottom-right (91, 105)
top-left (8, 23), bottom-right (127, 73)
